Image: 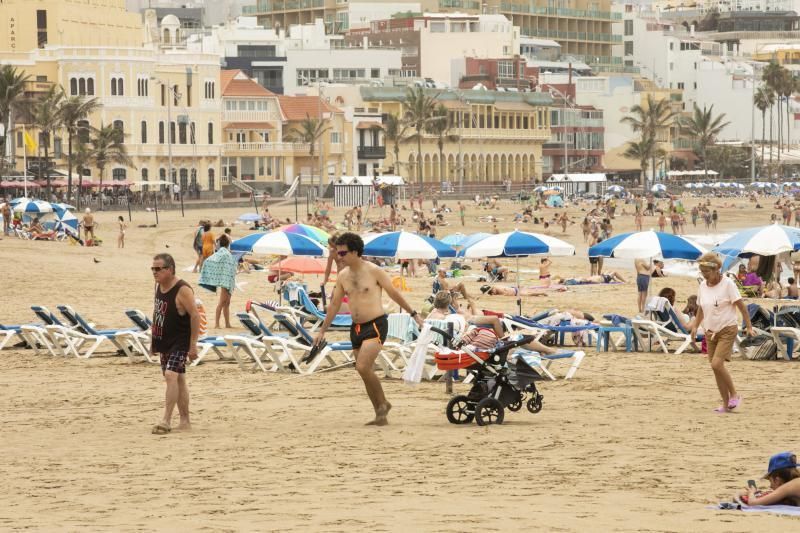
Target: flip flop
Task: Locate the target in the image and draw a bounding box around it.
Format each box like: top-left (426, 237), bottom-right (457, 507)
top-left (151, 423), bottom-right (171, 435)
top-left (713, 406), bottom-right (730, 414)
top-left (303, 340), bottom-right (327, 364)
top-left (728, 395), bottom-right (741, 410)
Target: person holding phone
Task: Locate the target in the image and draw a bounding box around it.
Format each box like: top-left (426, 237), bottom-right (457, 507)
top-left (738, 452), bottom-right (800, 506)
top-left (690, 253), bottom-right (755, 413)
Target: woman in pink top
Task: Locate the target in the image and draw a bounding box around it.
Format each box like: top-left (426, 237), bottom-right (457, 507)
top-left (690, 253), bottom-right (755, 413)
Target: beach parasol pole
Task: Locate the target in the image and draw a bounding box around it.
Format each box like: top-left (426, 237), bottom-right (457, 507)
top-left (127, 188), bottom-right (132, 222)
top-left (154, 189), bottom-right (159, 225)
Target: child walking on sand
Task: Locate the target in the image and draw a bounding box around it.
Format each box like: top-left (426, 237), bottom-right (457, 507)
top-left (117, 216), bottom-right (127, 248)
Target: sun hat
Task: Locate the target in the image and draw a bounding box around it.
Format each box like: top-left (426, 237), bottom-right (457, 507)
top-left (763, 452), bottom-right (799, 479)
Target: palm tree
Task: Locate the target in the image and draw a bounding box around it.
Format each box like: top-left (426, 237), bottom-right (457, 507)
top-left (680, 103), bottom-right (730, 179)
top-left (763, 61), bottom-right (784, 162)
top-left (89, 123), bottom-right (133, 208)
top-left (425, 104), bottom-right (459, 184)
top-left (383, 113), bottom-right (409, 175)
top-left (289, 114), bottom-right (330, 196)
top-left (620, 94), bottom-right (676, 186)
top-left (0, 65), bottom-right (30, 176)
top-left (29, 85), bottom-right (65, 197)
top-left (782, 74), bottom-right (799, 151)
top-left (402, 86), bottom-right (439, 185)
top-left (59, 95), bottom-right (101, 203)
top-left (754, 86), bottom-right (774, 165)
top-left (623, 137), bottom-right (664, 189)
top-left (71, 140), bottom-right (95, 209)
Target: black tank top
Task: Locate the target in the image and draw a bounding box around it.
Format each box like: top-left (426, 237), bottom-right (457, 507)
top-left (151, 279), bottom-right (192, 354)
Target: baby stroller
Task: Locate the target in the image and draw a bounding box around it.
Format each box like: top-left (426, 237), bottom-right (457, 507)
top-left (433, 328), bottom-right (544, 426)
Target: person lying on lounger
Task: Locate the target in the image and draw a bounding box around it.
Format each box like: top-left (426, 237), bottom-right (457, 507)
top-left (551, 271), bottom-right (626, 285)
top-left (427, 290), bottom-right (504, 337)
top-left (28, 218), bottom-right (56, 240)
top-left (737, 452), bottom-right (800, 506)
top-left (480, 284), bottom-right (567, 296)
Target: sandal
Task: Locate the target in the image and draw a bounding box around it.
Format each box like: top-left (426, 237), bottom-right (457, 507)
top-left (151, 422), bottom-right (171, 435)
top-left (713, 406), bottom-right (730, 414)
top-left (728, 395), bottom-right (741, 410)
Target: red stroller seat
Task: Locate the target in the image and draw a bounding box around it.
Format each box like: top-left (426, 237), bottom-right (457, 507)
top-left (435, 349), bottom-right (491, 371)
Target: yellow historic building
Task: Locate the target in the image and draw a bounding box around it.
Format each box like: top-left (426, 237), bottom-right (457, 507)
top-left (1, 0), bottom-right (223, 195)
top-left (329, 86), bottom-right (552, 183)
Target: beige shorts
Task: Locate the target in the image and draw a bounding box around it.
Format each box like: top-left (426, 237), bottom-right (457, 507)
top-left (706, 324), bottom-right (738, 363)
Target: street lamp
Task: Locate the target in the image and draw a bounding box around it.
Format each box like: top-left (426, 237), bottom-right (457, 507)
top-left (150, 76), bottom-right (185, 217)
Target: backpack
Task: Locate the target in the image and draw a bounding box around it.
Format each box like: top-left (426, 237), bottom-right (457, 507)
top-left (740, 334), bottom-right (777, 361)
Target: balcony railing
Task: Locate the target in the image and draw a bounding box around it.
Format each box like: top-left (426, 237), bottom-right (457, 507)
top-left (358, 145), bottom-right (386, 159)
top-left (500, 4), bottom-right (622, 21)
top-left (222, 110), bottom-right (281, 123)
top-left (250, 0), bottom-right (324, 12)
top-left (521, 29), bottom-right (622, 43)
top-left (224, 141), bottom-right (312, 154)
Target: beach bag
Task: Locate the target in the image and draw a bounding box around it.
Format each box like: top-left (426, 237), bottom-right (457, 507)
top-left (740, 334), bottom-right (777, 361)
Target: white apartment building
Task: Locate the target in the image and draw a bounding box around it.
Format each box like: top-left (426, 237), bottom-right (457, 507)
top-left (127, 0), bottom-right (252, 26)
top-left (188, 17), bottom-right (402, 95)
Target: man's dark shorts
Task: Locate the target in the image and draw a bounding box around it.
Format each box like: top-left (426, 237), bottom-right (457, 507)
top-left (636, 273), bottom-right (650, 293)
top-left (350, 315), bottom-right (388, 350)
top-left (159, 350), bottom-right (188, 374)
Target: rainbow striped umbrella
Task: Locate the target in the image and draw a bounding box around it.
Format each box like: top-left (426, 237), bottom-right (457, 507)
top-left (278, 223), bottom-right (330, 244)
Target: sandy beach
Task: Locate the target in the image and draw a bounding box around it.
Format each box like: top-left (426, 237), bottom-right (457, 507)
top-left (2, 196), bottom-right (799, 531)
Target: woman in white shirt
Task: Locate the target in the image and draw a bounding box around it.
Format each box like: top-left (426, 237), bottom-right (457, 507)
top-left (690, 253), bottom-right (755, 414)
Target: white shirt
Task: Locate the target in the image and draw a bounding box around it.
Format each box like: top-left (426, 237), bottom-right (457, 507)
top-left (697, 276), bottom-right (741, 332)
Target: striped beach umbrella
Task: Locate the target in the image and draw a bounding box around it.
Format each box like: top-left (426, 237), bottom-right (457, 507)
top-left (714, 224), bottom-right (800, 257)
top-left (362, 231), bottom-right (456, 259)
top-left (231, 231), bottom-right (327, 257)
top-left (463, 230), bottom-right (575, 258)
top-left (12, 198), bottom-right (52, 214)
top-left (52, 205), bottom-right (78, 237)
top-left (650, 184), bottom-right (667, 193)
top-left (588, 230), bottom-right (706, 260)
top-left (278, 223), bottom-right (330, 245)
top-left (607, 185), bottom-right (625, 193)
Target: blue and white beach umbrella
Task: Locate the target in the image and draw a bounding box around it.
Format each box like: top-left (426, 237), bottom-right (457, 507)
top-left (230, 231), bottom-right (327, 256)
top-left (650, 183), bottom-right (667, 193)
top-left (533, 186), bottom-right (548, 193)
top-left (441, 233), bottom-right (468, 247)
top-left (362, 231), bottom-right (456, 259)
top-left (463, 230), bottom-right (575, 258)
top-left (607, 185), bottom-right (625, 193)
top-left (12, 198), bottom-right (52, 214)
top-left (52, 205), bottom-right (78, 236)
top-left (238, 213), bottom-right (261, 222)
top-left (714, 224), bottom-right (800, 257)
top-left (588, 230), bottom-right (706, 260)
top-left (52, 202), bottom-right (76, 210)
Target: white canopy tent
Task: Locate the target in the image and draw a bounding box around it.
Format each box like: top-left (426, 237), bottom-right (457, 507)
top-left (546, 173), bottom-right (606, 196)
top-left (333, 175), bottom-right (405, 207)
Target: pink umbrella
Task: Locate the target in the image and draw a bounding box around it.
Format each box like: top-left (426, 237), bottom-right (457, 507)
top-left (110, 180), bottom-right (132, 187)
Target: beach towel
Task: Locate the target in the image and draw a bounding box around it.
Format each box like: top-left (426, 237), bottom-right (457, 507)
top-left (714, 503), bottom-right (800, 516)
top-left (403, 323), bottom-right (435, 385)
top-left (199, 247), bottom-right (237, 292)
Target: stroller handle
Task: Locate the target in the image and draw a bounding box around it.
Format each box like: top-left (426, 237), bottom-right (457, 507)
top-left (429, 326), bottom-right (453, 343)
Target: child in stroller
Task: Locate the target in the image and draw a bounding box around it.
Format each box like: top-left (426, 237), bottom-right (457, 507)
top-left (432, 327), bottom-right (545, 426)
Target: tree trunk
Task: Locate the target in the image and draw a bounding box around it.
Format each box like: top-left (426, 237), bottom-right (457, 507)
top-left (438, 144), bottom-right (445, 186)
top-left (640, 167), bottom-right (646, 190)
top-left (67, 132), bottom-right (73, 203)
top-left (778, 99), bottom-right (782, 161)
top-left (98, 166), bottom-right (104, 209)
top-left (44, 141), bottom-right (51, 200)
top-left (787, 100), bottom-right (792, 151)
top-left (416, 126), bottom-right (423, 185)
top-left (762, 110), bottom-right (766, 167)
top-left (770, 105), bottom-right (774, 165)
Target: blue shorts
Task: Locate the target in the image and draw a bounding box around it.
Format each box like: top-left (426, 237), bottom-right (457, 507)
top-left (636, 273), bottom-right (650, 293)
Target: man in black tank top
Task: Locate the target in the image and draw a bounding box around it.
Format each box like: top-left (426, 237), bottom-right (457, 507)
top-left (151, 253), bottom-right (200, 435)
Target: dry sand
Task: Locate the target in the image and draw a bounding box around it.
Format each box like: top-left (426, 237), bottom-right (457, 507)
top-left (1, 195), bottom-right (799, 531)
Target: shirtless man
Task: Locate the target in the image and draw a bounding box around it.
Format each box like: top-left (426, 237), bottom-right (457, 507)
top-left (635, 258), bottom-right (654, 313)
top-left (81, 208), bottom-right (95, 241)
top-left (313, 233), bottom-right (423, 426)
top-left (2, 199), bottom-right (11, 235)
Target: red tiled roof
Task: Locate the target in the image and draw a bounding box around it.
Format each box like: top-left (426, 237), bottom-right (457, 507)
top-left (223, 122), bottom-right (275, 130)
top-left (277, 95), bottom-right (340, 121)
top-left (221, 69), bottom-right (274, 97)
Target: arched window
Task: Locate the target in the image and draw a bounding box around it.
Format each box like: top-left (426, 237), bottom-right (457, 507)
top-left (170, 122), bottom-right (176, 144)
top-left (117, 78), bottom-right (124, 96)
top-left (77, 120), bottom-right (90, 143)
top-left (111, 78), bottom-right (117, 96)
top-left (207, 122), bottom-right (214, 144)
top-left (70, 78), bottom-right (78, 95)
top-left (178, 122), bottom-right (187, 144)
top-left (158, 121), bottom-right (165, 144)
top-left (179, 168), bottom-right (188, 191)
top-left (140, 121), bottom-right (147, 144)
top-left (190, 122), bottom-right (196, 144)
top-left (112, 168), bottom-right (126, 181)
top-left (208, 168), bottom-right (215, 191)
top-left (141, 168), bottom-right (149, 192)
top-left (113, 120), bottom-right (124, 139)
top-left (190, 168), bottom-right (197, 190)
top-left (87, 78), bottom-right (94, 95)
top-left (78, 78), bottom-right (86, 96)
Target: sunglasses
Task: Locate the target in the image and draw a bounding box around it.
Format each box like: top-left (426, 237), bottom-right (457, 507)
top-left (151, 266), bottom-right (167, 272)
top-left (337, 250), bottom-right (350, 257)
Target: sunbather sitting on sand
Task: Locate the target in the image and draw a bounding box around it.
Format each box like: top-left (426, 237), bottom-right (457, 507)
top-left (480, 284), bottom-right (567, 296)
top-left (28, 218), bottom-right (55, 240)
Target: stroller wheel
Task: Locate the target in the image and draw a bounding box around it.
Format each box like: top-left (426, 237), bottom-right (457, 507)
top-left (475, 398), bottom-right (504, 426)
top-left (507, 396), bottom-right (523, 412)
top-left (446, 395), bottom-right (475, 424)
top-left (527, 395), bottom-right (543, 414)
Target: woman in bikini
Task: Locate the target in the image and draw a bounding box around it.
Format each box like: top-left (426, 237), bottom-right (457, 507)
top-left (117, 216), bottom-right (127, 249)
